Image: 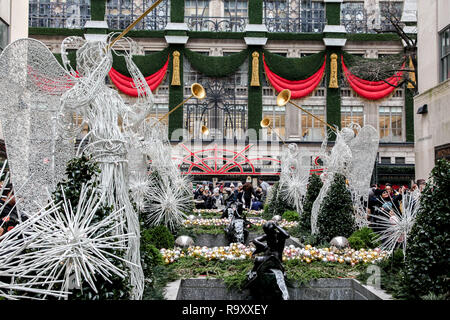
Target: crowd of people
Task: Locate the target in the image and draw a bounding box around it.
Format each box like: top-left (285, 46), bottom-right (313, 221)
top-left (192, 178), bottom-right (271, 211)
top-left (367, 179), bottom-right (426, 227)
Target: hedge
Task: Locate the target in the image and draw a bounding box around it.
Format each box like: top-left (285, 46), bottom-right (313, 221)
top-left (111, 47), bottom-right (170, 77)
top-left (325, 3), bottom-right (341, 25)
top-left (405, 87), bottom-right (415, 142)
top-left (263, 49), bottom-right (326, 80)
top-left (91, 0), bottom-right (106, 21)
top-left (184, 48), bottom-right (249, 78)
top-left (170, 0), bottom-right (184, 23)
top-left (248, 0), bottom-right (263, 25)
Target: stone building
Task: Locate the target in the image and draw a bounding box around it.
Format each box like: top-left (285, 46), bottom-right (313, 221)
top-left (25, 0), bottom-right (417, 186)
top-left (414, 0), bottom-right (450, 181)
top-left (0, 0), bottom-right (28, 151)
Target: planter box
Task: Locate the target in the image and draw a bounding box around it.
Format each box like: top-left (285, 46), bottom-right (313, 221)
top-left (164, 278), bottom-right (392, 300)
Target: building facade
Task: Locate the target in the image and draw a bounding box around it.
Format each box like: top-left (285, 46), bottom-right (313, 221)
top-left (414, 0), bottom-right (450, 181)
top-left (26, 0), bottom-right (417, 185)
top-left (0, 0), bottom-right (28, 144)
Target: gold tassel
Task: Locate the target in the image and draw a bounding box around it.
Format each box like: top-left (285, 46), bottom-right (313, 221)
top-left (329, 53), bottom-right (339, 88)
top-left (171, 50), bottom-right (181, 86)
top-left (407, 56), bottom-right (416, 89)
top-left (250, 51), bottom-right (260, 87)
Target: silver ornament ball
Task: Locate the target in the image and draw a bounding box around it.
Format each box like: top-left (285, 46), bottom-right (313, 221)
top-left (330, 236), bottom-right (350, 249)
top-left (175, 235), bottom-right (194, 248)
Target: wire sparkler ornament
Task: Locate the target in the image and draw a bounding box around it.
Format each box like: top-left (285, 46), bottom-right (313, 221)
top-left (372, 191), bottom-right (420, 257)
top-left (0, 183), bottom-right (134, 300)
top-left (145, 174), bottom-right (192, 231)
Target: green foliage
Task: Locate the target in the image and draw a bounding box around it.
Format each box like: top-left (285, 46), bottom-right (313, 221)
top-left (299, 174), bottom-right (323, 233)
top-left (405, 87), bottom-right (415, 142)
top-left (170, 0), bottom-right (185, 23)
top-left (111, 47), bottom-right (170, 77)
top-left (184, 48), bottom-right (248, 78)
top-left (141, 225), bottom-right (175, 250)
top-left (325, 3), bottom-right (341, 25)
top-left (28, 27), bottom-right (85, 36)
top-left (266, 33), bottom-right (323, 41)
top-left (282, 210), bottom-right (300, 222)
top-left (91, 0), bottom-right (106, 21)
top-left (248, 0), bottom-right (263, 24)
top-left (262, 182), bottom-right (295, 219)
top-left (404, 159), bottom-right (450, 298)
top-left (317, 174), bottom-right (356, 243)
top-left (140, 236), bottom-right (163, 279)
top-left (346, 33), bottom-right (401, 41)
top-left (263, 50), bottom-right (326, 80)
top-left (188, 31), bottom-right (245, 39)
top-left (52, 156), bottom-right (101, 210)
top-left (348, 227), bottom-right (381, 250)
top-left (348, 236), bottom-right (365, 250)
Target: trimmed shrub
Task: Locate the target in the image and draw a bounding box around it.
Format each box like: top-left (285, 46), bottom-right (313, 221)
top-left (282, 210), bottom-right (300, 222)
top-left (299, 174), bottom-right (323, 233)
top-left (141, 225), bottom-right (175, 250)
top-left (348, 227), bottom-right (381, 250)
top-left (348, 236), bottom-right (365, 250)
top-left (404, 159), bottom-right (450, 299)
top-left (262, 182), bottom-right (295, 220)
top-left (317, 174), bottom-right (356, 243)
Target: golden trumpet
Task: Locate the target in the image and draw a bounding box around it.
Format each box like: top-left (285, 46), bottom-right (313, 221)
top-left (200, 125), bottom-right (210, 135)
top-left (260, 117), bottom-right (286, 145)
top-left (276, 89), bottom-right (337, 133)
top-left (157, 83), bottom-right (206, 124)
top-left (107, 0), bottom-right (164, 50)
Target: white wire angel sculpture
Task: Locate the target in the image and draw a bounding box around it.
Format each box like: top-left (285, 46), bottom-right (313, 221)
top-left (310, 123), bottom-right (379, 234)
top-left (279, 143), bottom-right (311, 214)
top-left (0, 34), bottom-right (154, 299)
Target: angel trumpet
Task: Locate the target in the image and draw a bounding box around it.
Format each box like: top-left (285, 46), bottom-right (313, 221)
top-left (157, 83), bottom-right (206, 124)
top-left (200, 125), bottom-right (210, 136)
top-left (260, 117), bottom-right (286, 145)
top-left (107, 0), bottom-right (164, 50)
top-left (276, 89), bottom-right (337, 133)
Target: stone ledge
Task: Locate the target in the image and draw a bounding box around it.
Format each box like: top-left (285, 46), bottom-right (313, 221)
top-left (165, 277), bottom-right (393, 300)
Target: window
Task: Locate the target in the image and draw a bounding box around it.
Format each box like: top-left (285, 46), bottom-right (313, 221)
top-left (185, 0), bottom-right (210, 17)
top-left (263, 0), bottom-right (325, 33)
top-left (301, 106), bottom-right (326, 141)
top-left (379, 106), bottom-right (403, 142)
top-left (0, 19), bottom-right (8, 53)
top-left (379, 1), bottom-right (403, 32)
top-left (29, 0), bottom-right (91, 28)
top-left (262, 105), bottom-right (286, 141)
top-left (440, 26), bottom-right (450, 82)
top-left (380, 157), bottom-right (391, 164)
top-left (341, 106), bottom-right (364, 129)
top-left (395, 157), bottom-right (405, 164)
top-left (224, 0), bottom-right (248, 18)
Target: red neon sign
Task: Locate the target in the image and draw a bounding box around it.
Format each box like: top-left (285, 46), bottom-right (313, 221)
top-left (173, 144), bottom-right (324, 176)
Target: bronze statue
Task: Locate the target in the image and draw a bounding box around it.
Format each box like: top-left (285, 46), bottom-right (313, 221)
top-left (244, 221), bottom-right (290, 300)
